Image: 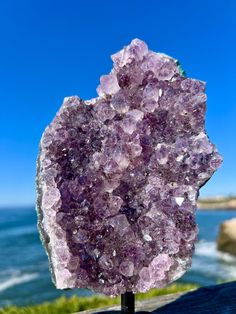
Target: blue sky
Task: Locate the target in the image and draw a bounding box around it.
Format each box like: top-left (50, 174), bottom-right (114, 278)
top-left (0, 0), bottom-right (235, 206)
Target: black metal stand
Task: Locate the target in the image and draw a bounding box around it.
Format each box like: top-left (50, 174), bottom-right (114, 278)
top-left (96, 291), bottom-right (150, 313)
top-left (121, 292), bottom-right (135, 314)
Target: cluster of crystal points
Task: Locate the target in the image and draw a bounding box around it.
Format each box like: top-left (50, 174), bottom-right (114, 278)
top-left (37, 39), bottom-right (222, 296)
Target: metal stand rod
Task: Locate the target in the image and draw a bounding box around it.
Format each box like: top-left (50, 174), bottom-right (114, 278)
top-left (121, 292), bottom-right (135, 314)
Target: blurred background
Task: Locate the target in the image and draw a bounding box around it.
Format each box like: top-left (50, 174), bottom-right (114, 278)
top-left (0, 0), bottom-right (236, 309)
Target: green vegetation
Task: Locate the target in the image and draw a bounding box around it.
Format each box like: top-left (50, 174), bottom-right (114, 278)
top-left (0, 283), bottom-right (197, 314)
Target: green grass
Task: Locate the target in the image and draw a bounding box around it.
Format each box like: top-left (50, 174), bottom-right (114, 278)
top-left (0, 283), bottom-right (198, 314)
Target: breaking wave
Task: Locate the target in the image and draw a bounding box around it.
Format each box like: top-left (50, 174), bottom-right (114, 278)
top-left (0, 272), bottom-right (39, 292)
top-left (192, 240), bottom-right (236, 281)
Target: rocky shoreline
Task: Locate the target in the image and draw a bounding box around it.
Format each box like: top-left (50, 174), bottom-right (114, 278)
top-left (217, 218), bottom-right (236, 255)
top-left (197, 197), bottom-right (236, 210)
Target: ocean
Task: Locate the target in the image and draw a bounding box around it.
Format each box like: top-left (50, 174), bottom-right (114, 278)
top-left (0, 207), bottom-right (236, 307)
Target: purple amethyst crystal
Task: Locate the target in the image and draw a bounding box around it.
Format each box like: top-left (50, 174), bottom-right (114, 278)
top-left (36, 39), bottom-right (222, 295)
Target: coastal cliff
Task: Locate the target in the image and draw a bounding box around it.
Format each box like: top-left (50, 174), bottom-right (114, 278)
top-left (198, 196), bottom-right (236, 210)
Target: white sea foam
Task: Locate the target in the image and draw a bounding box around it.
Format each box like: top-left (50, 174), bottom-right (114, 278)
top-left (195, 240), bottom-right (236, 262)
top-left (191, 240), bottom-right (236, 280)
top-left (0, 273), bottom-right (39, 292)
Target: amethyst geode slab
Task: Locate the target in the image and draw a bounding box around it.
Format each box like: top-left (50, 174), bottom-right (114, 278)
top-left (36, 39), bottom-right (222, 296)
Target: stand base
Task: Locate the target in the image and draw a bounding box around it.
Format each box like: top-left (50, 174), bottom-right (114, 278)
top-left (95, 311), bottom-right (151, 314)
top-left (95, 292), bottom-right (151, 313)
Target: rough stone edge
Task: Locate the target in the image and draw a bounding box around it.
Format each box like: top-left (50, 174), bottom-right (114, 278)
top-left (36, 144), bottom-right (57, 285)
